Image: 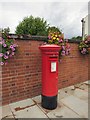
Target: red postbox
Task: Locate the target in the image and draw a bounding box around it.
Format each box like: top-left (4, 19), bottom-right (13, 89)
top-left (39, 44), bottom-right (60, 110)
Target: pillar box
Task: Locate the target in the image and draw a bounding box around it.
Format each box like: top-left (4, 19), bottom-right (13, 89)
top-left (39, 44), bottom-right (60, 110)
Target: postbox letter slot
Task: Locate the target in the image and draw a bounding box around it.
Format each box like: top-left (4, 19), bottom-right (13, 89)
top-left (49, 56), bottom-right (57, 58)
top-left (49, 57), bottom-right (58, 61)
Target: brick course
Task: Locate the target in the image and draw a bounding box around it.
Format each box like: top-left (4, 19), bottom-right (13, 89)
top-left (1, 38), bottom-right (89, 105)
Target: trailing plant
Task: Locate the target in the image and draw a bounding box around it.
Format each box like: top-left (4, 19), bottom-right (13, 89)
top-left (78, 35), bottom-right (90, 55)
top-left (0, 33), bottom-right (18, 65)
top-left (48, 31), bottom-right (70, 61)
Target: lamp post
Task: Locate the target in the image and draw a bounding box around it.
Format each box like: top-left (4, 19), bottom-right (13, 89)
top-left (81, 18), bottom-right (85, 40)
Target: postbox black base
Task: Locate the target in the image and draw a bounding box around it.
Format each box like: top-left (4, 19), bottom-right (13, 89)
top-left (41, 94), bottom-right (57, 110)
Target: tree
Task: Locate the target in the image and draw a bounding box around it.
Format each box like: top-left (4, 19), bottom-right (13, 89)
top-left (1, 27), bottom-right (10, 34)
top-left (47, 26), bottom-right (62, 34)
top-left (15, 16), bottom-right (49, 36)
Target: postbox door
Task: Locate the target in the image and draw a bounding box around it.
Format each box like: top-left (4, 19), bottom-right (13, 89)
top-left (49, 57), bottom-right (58, 96)
top-left (42, 56), bottom-right (58, 96)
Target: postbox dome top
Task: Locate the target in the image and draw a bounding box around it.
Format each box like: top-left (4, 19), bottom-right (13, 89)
top-left (39, 44), bottom-right (60, 51)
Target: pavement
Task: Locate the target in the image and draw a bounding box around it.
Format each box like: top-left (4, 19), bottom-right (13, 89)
top-left (0, 81), bottom-right (89, 119)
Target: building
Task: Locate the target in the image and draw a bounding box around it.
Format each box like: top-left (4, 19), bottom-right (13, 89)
top-left (81, 14), bottom-right (90, 40)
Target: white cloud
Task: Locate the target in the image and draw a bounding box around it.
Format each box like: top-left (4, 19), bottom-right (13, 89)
top-left (0, 2), bottom-right (88, 38)
top-left (0, 0), bottom-right (89, 2)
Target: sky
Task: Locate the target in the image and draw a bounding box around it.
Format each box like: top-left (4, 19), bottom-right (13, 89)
top-left (0, 1), bottom-right (89, 38)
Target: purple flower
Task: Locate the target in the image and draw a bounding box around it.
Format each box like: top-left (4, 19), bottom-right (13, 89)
top-left (81, 50), bottom-right (83, 53)
top-left (10, 45), bottom-right (13, 49)
top-left (4, 55), bottom-right (8, 59)
top-left (0, 38), bottom-right (5, 44)
top-left (85, 41), bottom-right (88, 43)
top-left (59, 39), bottom-right (63, 43)
top-left (0, 53), bottom-right (3, 57)
top-left (0, 62), bottom-right (4, 65)
top-left (3, 43), bottom-right (7, 47)
top-left (80, 48), bottom-right (87, 54)
top-left (62, 46), bottom-right (65, 50)
top-left (81, 50), bottom-right (86, 54)
top-left (0, 40), bottom-right (4, 44)
top-left (13, 44), bottom-right (17, 47)
top-left (66, 51), bottom-right (69, 55)
top-left (83, 48), bottom-right (87, 52)
top-left (11, 48), bottom-right (15, 51)
top-left (12, 52), bottom-right (15, 55)
top-left (48, 35), bottom-right (51, 39)
top-left (61, 50), bottom-right (65, 56)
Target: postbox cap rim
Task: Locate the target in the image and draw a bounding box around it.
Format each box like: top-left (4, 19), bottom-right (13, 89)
top-left (39, 44), bottom-right (60, 49)
top-left (40, 44), bottom-right (59, 47)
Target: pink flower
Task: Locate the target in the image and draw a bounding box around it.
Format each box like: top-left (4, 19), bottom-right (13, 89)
top-left (11, 48), bottom-right (15, 51)
top-left (59, 39), bottom-right (63, 43)
top-left (81, 51), bottom-right (84, 54)
top-left (12, 52), bottom-right (15, 55)
top-left (13, 44), bottom-right (17, 47)
top-left (3, 43), bottom-right (7, 47)
top-left (62, 45), bottom-right (65, 50)
top-left (8, 36), bottom-right (11, 38)
top-left (81, 49), bottom-right (87, 54)
top-left (0, 53), bottom-right (3, 57)
top-left (0, 38), bottom-right (5, 44)
top-left (66, 51), bottom-right (69, 55)
top-left (85, 40), bottom-right (88, 43)
top-left (0, 40), bottom-right (4, 44)
top-left (48, 35), bottom-right (51, 39)
top-left (61, 50), bottom-right (65, 56)
top-left (0, 62), bottom-right (4, 65)
top-left (83, 48), bottom-right (86, 52)
top-left (10, 45), bottom-right (13, 48)
top-left (4, 55), bottom-right (8, 59)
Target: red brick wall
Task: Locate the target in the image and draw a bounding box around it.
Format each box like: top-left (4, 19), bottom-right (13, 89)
top-left (88, 51), bottom-right (90, 80)
top-left (1, 39), bottom-right (89, 105)
top-left (58, 43), bottom-right (88, 88)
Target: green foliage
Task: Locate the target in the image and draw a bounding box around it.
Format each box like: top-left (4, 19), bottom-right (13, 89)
top-left (47, 26), bottom-right (62, 34)
top-left (15, 16), bottom-right (49, 36)
top-left (71, 36), bottom-right (82, 41)
top-left (0, 32), bottom-right (18, 65)
top-left (1, 27), bottom-right (10, 34)
top-left (78, 35), bottom-right (90, 55)
top-left (48, 32), bottom-right (70, 57)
